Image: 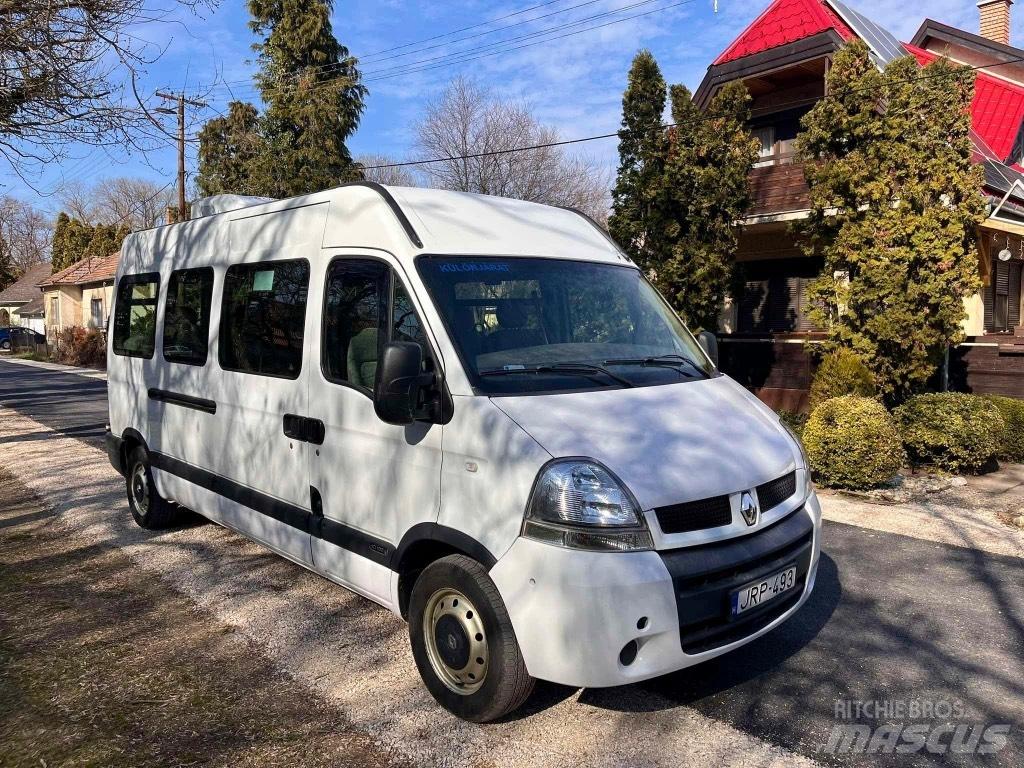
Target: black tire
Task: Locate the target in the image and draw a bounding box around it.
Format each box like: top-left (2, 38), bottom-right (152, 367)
top-left (0, 340), bottom-right (10, 351)
top-left (125, 446), bottom-right (182, 529)
top-left (409, 554), bottom-right (534, 722)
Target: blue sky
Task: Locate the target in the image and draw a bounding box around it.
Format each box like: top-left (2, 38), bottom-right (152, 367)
top-left (4, 0), bottom-right (1021, 213)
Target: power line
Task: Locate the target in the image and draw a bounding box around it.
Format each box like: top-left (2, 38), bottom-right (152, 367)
top-left (359, 52), bottom-right (1024, 171)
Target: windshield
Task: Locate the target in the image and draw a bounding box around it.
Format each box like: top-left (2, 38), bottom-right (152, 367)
top-left (416, 256), bottom-right (715, 394)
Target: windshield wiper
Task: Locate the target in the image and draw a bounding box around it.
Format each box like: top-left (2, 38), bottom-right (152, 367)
top-left (603, 354), bottom-right (708, 378)
top-left (479, 362), bottom-right (635, 388)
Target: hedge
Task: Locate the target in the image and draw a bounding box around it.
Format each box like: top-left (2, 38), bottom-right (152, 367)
top-left (803, 396), bottom-right (905, 489)
top-left (809, 349), bottom-right (877, 412)
top-left (894, 393), bottom-right (1004, 473)
top-left (984, 396), bottom-right (1024, 463)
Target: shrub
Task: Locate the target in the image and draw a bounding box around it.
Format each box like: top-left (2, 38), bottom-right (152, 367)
top-left (55, 327), bottom-right (106, 368)
top-left (984, 396), bottom-right (1024, 463)
top-left (803, 395), bottom-right (905, 489)
top-left (809, 349), bottom-right (877, 411)
top-left (894, 393), bottom-right (1005, 473)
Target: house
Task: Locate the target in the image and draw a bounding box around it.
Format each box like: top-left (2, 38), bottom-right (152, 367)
top-left (695, 0), bottom-right (1024, 409)
top-left (0, 262), bottom-right (52, 333)
top-left (38, 252), bottom-right (120, 339)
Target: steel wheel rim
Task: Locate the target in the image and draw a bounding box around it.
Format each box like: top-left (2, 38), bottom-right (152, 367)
top-left (130, 463), bottom-right (150, 514)
top-left (422, 588), bottom-right (488, 695)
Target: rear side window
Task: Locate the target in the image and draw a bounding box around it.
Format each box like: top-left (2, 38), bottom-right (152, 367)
top-left (163, 267), bottom-right (214, 366)
top-left (219, 260), bottom-right (310, 379)
top-left (112, 273), bottom-right (160, 359)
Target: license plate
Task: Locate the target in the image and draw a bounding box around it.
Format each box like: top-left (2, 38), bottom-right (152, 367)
top-left (731, 566), bottom-right (797, 617)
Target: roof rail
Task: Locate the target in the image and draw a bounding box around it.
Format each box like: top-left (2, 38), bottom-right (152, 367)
top-left (338, 181), bottom-right (424, 249)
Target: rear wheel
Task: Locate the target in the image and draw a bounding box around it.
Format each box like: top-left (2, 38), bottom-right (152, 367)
top-left (0, 339), bottom-right (10, 351)
top-left (125, 446), bottom-right (182, 529)
top-left (409, 554), bottom-right (534, 722)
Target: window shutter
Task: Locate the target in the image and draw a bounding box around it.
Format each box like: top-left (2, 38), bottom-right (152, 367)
top-left (1010, 262), bottom-right (1022, 328)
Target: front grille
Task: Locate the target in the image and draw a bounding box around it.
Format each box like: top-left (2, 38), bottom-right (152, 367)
top-left (757, 471), bottom-right (796, 513)
top-left (659, 507), bottom-right (815, 655)
top-left (655, 495), bottom-right (732, 534)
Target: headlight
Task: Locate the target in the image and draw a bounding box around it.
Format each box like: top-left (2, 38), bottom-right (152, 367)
top-left (523, 460), bottom-right (653, 552)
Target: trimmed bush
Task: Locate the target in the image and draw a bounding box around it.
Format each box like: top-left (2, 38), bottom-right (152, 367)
top-left (894, 393), bottom-right (1005, 473)
top-left (803, 395), bottom-right (905, 489)
top-left (984, 396), bottom-right (1024, 463)
top-left (809, 349), bottom-right (877, 411)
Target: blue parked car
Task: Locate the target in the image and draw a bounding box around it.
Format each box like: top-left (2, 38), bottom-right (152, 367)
top-left (0, 326), bottom-right (45, 351)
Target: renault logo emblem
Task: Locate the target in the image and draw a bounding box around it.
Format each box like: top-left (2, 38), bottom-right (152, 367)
top-left (740, 491), bottom-right (759, 526)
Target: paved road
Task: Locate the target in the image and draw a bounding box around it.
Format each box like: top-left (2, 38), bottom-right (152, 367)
top-left (1, 358), bottom-right (1021, 767)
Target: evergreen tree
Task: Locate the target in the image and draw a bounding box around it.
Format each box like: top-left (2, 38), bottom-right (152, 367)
top-left (51, 214), bottom-right (94, 272)
top-left (249, 0), bottom-right (367, 197)
top-left (609, 50), bottom-right (669, 272)
top-left (797, 42), bottom-right (985, 403)
top-left (196, 102), bottom-right (266, 197)
top-left (83, 222), bottom-right (130, 261)
top-left (657, 82), bottom-right (759, 330)
top-left (196, 1), bottom-right (366, 199)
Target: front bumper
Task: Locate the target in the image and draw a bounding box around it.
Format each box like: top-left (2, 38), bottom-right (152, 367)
top-left (489, 493), bottom-right (822, 688)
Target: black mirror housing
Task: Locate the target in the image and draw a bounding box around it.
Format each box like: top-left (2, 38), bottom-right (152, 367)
top-left (697, 330), bottom-right (719, 368)
top-left (374, 342), bottom-right (426, 425)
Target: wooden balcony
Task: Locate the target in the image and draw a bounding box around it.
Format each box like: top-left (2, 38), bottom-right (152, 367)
top-left (747, 161), bottom-right (810, 219)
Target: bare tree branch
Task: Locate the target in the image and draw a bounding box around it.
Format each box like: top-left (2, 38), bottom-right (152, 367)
top-left (414, 77), bottom-right (610, 223)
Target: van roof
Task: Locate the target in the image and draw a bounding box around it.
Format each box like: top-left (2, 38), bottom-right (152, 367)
top-left (127, 184), bottom-right (627, 271)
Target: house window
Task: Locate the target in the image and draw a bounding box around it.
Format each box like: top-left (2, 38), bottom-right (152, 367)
top-left (753, 126), bottom-right (775, 168)
top-left (737, 258), bottom-right (822, 333)
top-left (49, 297), bottom-right (59, 327)
top-left (219, 260), bottom-right (309, 378)
top-left (984, 258), bottom-right (1022, 332)
top-left (90, 298), bottom-right (104, 329)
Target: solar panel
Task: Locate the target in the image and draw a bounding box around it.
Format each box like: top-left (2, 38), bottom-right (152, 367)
top-left (828, 0), bottom-right (908, 66)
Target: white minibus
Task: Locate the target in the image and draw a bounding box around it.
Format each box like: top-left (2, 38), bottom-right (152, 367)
top-left (105, 183), bottom-right (821, 722)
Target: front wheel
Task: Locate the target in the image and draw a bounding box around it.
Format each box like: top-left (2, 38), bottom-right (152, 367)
top-left (409, 554), bottom-right (534, 722)
top-left (125, 446), bottom-right (182, 529)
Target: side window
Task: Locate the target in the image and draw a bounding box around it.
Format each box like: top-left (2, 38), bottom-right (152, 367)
top-left (322, 260), bottom-right (432, 393)
top-left (219, 260), bottom-right (309, 379)
top-left (163, 267), bottom-right (214, 366)
top-left (322, 260), bottom-right (389, 391)
top-left (113, 273), bottom-right (160, 358)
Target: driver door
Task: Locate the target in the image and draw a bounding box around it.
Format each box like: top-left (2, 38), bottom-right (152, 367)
top-left (307, 255), bottom-right (443, 606)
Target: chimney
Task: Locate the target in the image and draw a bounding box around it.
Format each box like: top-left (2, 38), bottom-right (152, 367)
top-left (979, 0), bottom-right (1013, 45)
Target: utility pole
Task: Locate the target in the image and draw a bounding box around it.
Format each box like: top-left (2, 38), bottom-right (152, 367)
top-left (156, 91), bottom-right (207, 222)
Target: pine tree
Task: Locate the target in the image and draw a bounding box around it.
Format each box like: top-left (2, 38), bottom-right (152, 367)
top-left (196, 1), bottom-right (366, 199)
top-left (797, 42), bottom-right (985, 403)
top-left (657, 82), bottom-right (759, 330)
top-left (249, 0), bottom-right (367, 197)
top-left (51, 214), bottom-right (95, 272)
top-left (196, 102), bottom-right (266, 197)
top-left (609, 50), bottom-right (669, 272)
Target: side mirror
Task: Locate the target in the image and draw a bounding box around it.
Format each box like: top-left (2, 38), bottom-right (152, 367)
top-left (374, 342), bottom-right (427, 425)
top-left (697, 330), bottom-right (719, 368)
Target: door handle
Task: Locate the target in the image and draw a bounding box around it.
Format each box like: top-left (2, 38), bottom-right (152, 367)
top-left (283, 414), bottom-right (326, 445)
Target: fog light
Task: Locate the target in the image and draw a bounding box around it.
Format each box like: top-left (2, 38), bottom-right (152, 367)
top-left (619, 639), bottom-right (639, 666)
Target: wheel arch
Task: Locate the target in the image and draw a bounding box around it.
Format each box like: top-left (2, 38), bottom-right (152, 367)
top-left (393, 524), bottom-right (497, 620)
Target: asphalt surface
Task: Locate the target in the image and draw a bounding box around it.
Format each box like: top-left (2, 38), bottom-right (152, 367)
top-left (1, 357), bottom-right (1021, 767)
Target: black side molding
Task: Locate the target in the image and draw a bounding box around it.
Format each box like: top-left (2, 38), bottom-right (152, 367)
top-left (149, 453), bottom-right (394, 568)
top-left (148, 388), bottom-right (217, 415)
top-left (105, 429), bottom-right (125, 477)
top-left (339, 181), bottom-right (424, 249)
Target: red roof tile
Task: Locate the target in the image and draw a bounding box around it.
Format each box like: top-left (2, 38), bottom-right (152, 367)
top-left (905, 44), bottom-right (1024, 163)
top-left (714, 0), bottom-right (854, 65)
top-left (39, 252), bottom-right (120, 289)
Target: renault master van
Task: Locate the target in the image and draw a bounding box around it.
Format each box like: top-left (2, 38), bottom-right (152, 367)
top-left (105, 183), bottom-right (821, 722)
